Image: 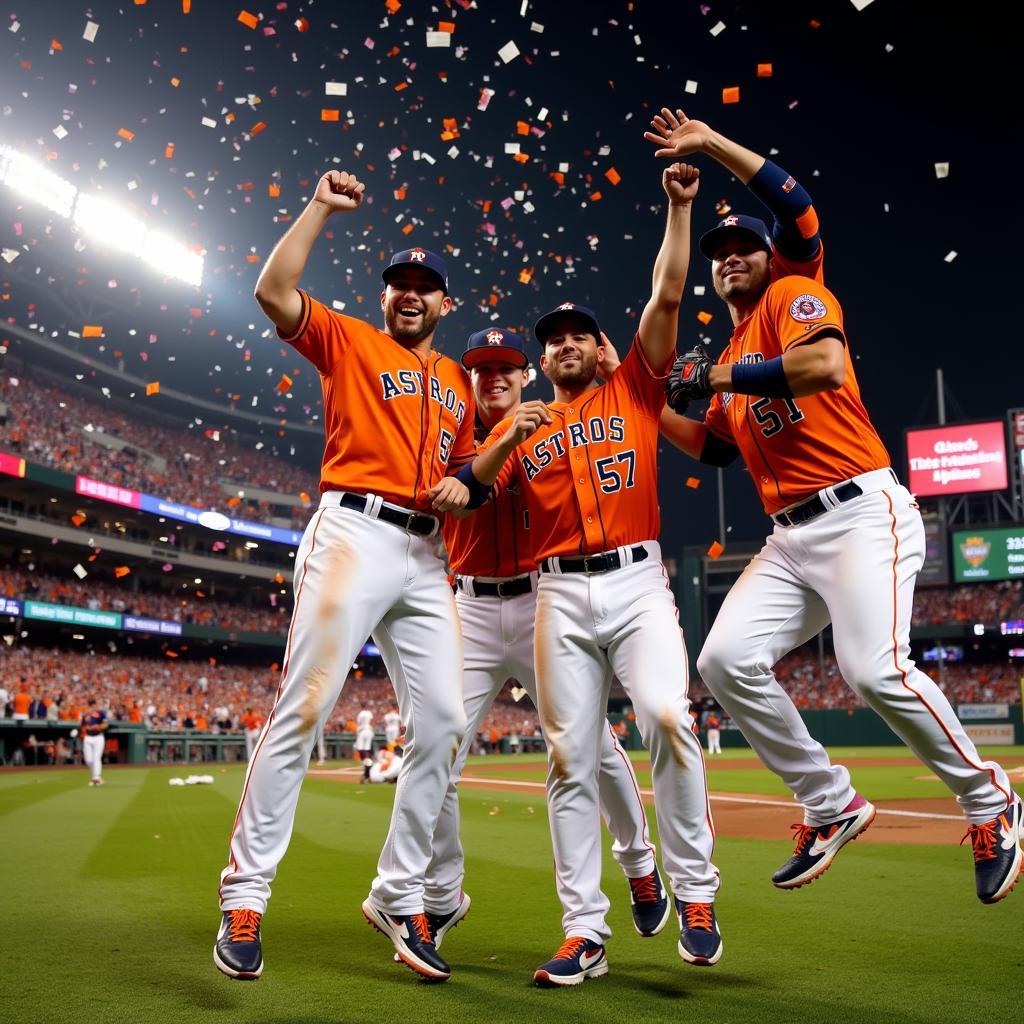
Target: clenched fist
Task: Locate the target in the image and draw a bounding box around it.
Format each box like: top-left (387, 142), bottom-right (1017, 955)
top-left (314, 170), bottom-right (365, 213)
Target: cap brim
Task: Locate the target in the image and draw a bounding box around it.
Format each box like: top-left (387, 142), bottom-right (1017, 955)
top-left (698, 225), bottom-right (772, 260)
top-left (534, 311), bottom-right (601, 345)
top-left (381, 264), bottom-right (448, 292)
top-left (461, 346), bottom-right (529, 370)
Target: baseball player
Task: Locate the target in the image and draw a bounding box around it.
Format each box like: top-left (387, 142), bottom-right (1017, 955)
top-left (647, 108), bottom-right (1022, 902)
top-left (215, 170), bottom-right (476, 984)
top-left (704, 713), bottom-right (722, 756)
top-left (422, 328), bottom-right (668, 952)
top-left (241, 708), bottom-right (264, 762)
top-left (355, 704), bottom-right (375, 783)
top-left (446, 162), bottom-right (722, 984)
top-left (80, 698), bottom-right (108, 786)
top-left (383, 706), bottom-right (402, 746)
top-left (370, 743), bottom-right (403, 784)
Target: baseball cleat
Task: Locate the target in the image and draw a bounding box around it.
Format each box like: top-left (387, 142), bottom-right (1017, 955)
top-left (772, 795), bottom-right (876, 890)
top-left (213, 909), bottom-right (264, 980)
top-left (394, 892), bottom-right (472, 962)
top-left (627, 865), bottom-right (671, 937)
top-left (533, 936), bottom-right (608, 987)
top-left (361, 899), bottom-right (450, 981)
top-left (675, 900), bottom-right (722, 966)
top-left (963, 796), bottom-right (1024, 904)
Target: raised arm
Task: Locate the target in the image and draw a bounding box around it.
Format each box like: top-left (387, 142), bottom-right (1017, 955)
top-left (637, 158), bottom-right (700, 372)
top-left (254, 171), bottom-right (365, 335)
top-left (644, 109), bottom-right (820, 264)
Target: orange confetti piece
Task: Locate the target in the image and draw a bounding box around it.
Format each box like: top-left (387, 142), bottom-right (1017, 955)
top-left (250, 121), bottom-right (267, 135)
top-left (550, 171), bottom-right (565, 187)
top-left (722, 86), bottom-right (740, 104)
top-left (604, 167), bottom-right (621, 185)
top-left (401, 222), bottom-right (414, 234)
top-left (246, 254), bottom-right (260, 263)
top-left (268, 183), bottom-right (281, 197)
top-left (164, 143), bottom-right (175, 158)
top-left (182, 0), bottom-right (191, 12)
top-left (170, 77), bottom-right (180, 88)
top-left (276, 374), bottom-right (293, 393)
top-left (82, 325), bottom-right (104, 337)
top-left (707, 541), bottom-right (725, 559)
top-left (697, 311), bottom-right (713, 325)
top-left (394, 82), bottom-right (409, 92)
top-left (294, 16), bottom-right (309, 31)
top-left (513, 152), bottom-right (529, 164)
top-left (516, 120), bottom-right (531, 136)
top-left (299, 491), bottom-right (311, 505)
top-left (226, 496), bottom-right (242, 507)
top-left (589, 191), bottom-right (603, 201)
top-left (146, 381), bottom-right (160, 396)
top-left (385, 0), bottom-right (401, 12)
top-left (237, 10), bottom-right (259, 29)
top-left (757, 63), bottom-right (773, 77)
top-left (686, 477), bottom-right (701, 489)
top-left (51, 39), bottom-right (63, 51)
top-left (518, 267), bottom-right (534, 284)
top-left (71, 513), bottom-right (86, 527)
top-left (393, 186), bottom-right (406, 200)
top-left (438, 20), bottom-right (455, 32)
top-left (117, 128), bottom-right (135, 141)
top-left (321, 109), bottom-right (340, 122)
top-left (114, 566), bottom-right (131, 578)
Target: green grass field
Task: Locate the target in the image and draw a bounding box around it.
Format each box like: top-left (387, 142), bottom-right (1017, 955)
top-left (3, 748), bottom-right (1022, 1024)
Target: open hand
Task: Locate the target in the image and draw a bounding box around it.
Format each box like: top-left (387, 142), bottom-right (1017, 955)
top-left (643, 108), bottom-right (712, 159)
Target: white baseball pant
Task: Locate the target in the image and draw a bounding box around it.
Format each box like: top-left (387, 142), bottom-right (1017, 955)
top-left (533, 542), bottom-right (718, 944)
top-left (244, 729), bottom-right (260, 761)
top-left (83, 734), bottom-right (104, 782)
top-left (707, 729), bottom-right (721, 755)
top-left (423, 576), bottom-right (656, 916)
top-left (697, 471), bottom-right (1016, 826)
top-left (219, 495), bottom-right (466, 915)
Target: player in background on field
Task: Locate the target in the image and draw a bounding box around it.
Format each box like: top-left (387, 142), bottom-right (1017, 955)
top-left (215, 169), bottom-right (476, 984)
top-left (81, 697), bottom-right (108, 786)
top-left (422, 327), bottom-right (667, 956)
top-left (443, 162), bottom-right (722, 984)
top-left (645, 108), bottom-right (1022, 903)
top-left (355, 704), bottom-right (374, 783)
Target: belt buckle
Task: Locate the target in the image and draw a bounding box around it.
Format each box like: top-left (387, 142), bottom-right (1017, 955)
top-left (582, 554), bottom-right (600, 574)
top-left (496, 580), bottom-right (510, 598)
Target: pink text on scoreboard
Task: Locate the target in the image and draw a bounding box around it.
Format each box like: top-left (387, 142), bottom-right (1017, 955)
top-left (75, 475), bottom-right (143, 509)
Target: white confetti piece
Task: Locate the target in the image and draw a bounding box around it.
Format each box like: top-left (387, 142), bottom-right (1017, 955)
top-left (498, 40), bottom-right (520, 63)
top-left (934, 162), bottom-right (949, 179)
top-left (201, 116), bottom-right (217, 128)
top-left (504, 142), bottom-right (521, 154)
top-left (447, 145), bottom-right (460, 158)
top-left (324, 81), bottom-right (347, 96)
top-left (944, 250), bottom-right (958, 263)
top-left (709, 21), bottom-right (726, 36)
top-left (850, 0), bottom-right (875, 9)
top-left (530, 21), bottom-right (544, 32)
top-left (53, 125), bottom-right (68, 139)
top-left (693, 285), bottom-right (706, 296)
top-left (9, 20), bottom-right (19, 33)
top-left (1, 248), bottom-right (19, 263)
top-left (685, 80), bottom-right (698, 94)
top-left (426, 31), bottom-right (451, 47)
top-left (83, 20), bottom-right (99, 43)
top-left (73, 564), bottom-right (88, 580)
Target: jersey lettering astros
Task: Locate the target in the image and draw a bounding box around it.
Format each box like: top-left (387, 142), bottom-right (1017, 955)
top-left (443, 430), bottom-right (534, 577)
top-left (704, 275), bottom-right (890, 515)
top-left (280, 291), bottom-right (476, 511)
top-left (479, 339), bottom-right (667, 562)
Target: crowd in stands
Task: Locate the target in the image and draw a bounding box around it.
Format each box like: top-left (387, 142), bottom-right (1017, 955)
top-left (1, 566), bottom-right (290, 634)
top-left (0, 373), bottom-right (316, 526)
top-left (0, 646), bottom-right (543, 743)
top-left (912, 581), bottom-right (1024, 626)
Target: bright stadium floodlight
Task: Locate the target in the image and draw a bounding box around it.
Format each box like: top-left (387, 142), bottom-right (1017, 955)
top-left (0, 145), bottom-right (77, 217)
top-left (73, 193), bottom-right (147, 253)
top-left (140, 230), bottom-right (204, 287)
top-left (0, 142), bottom-right (204, 287)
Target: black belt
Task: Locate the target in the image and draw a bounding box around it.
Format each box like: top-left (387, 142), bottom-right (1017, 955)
top-left (540, 545), bottom-right (648, 575)
top-left (338, 492), bottom-right (438, 537)
top-left (457, 576), bottom-right (533, 598)
top-left (771, 469), bottom-right (898, 528)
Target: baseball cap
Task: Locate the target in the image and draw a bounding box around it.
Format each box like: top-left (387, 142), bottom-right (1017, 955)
top-left (462, 328), bottom-right (529, 370)
top-left (382, 246), bottom-right (449, 293)
top-left (698, 214), bottom-right (773, 260)
top-left (533, 302), bottom-right (602, 346)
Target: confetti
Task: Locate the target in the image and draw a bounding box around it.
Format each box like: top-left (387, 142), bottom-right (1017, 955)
top-left (114, 566), bottom-right (131, 578)
top-left (426, 32), bottom-right (451, 48)
top-left (707, 541), bottom-right (725, 560)
top-left (697, 311), bottom-right (713, 325)
top-left (709, 21), bottom-right (726, 36)
top-left (757, 63), bottom-right (773, 77)
top-left (277, 374), bottom-right (293, 393)
top-left (73, 564), bottom-right (88, 579)
top-left (686, 477), bottom-right (701, 489)
top-left (685, 80), bottom-right (698, 94)
top-left (146, 381), bottom-right (160, 396)
top-left (237, 10), bottom-right (259, 30)
top-left (82, 325), bottom-right (104, 338)
top-left (722, 87), bottom-right (740, 104)
top-left (324, 81), bottom-right (347, 96)
top-left (934, 162), bottom-right (949, 179)
top-left (82, 20), bottom-right (99, 43)
top-left (944, 251), bottom-right (958, 263)
top-left (497, 40), bottom-right (520, 64)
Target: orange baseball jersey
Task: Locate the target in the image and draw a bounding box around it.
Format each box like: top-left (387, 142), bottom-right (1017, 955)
top-left (704, 275), bottom-right (890, 515)
top-left (480, 339), bottom-right (668, 562)
top-left (280, 290), bottom-right (476, 512)
top-left (770, 241), bottom-right (823, 285)
top-left (443, 432), bottom-right (534, 577)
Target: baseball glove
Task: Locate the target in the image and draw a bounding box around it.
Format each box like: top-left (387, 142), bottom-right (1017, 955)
top-left (666, 344), bottom-right (713, 412)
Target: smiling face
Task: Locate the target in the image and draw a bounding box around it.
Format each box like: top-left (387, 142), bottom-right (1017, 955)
top-left (710, 238), bottom-right (772, 306)
top-left (380, 267), bottom-right (452, 344)
top-left (539, 317), bottom-right (602, 389)
top-left (470, 359), bottom-right (529, 427)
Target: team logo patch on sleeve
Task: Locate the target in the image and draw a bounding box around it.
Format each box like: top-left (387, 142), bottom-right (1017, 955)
top-left (789, 294), bottom-right (828, 322)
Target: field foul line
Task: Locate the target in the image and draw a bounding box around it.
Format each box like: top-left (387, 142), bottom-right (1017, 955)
top-left (460, 775), bottom-right (964, 822)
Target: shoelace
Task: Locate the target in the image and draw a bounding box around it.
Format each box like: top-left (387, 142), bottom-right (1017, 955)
top-left (410, 913), bottom-right (434, 945)
top-left (961, 820), bottom-right (999, 863)
top-left (629, 872), bottom-right (660, 903)
top-left (552, 936), bottom-right (588, 961)
top-left (682, 903), bottom-right (713, 931)
top-left (789, 823), bottom-right (818, 853)
top-left (227, 909), bottom-right (261, 943)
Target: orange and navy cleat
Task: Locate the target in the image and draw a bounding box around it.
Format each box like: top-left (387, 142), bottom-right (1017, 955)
top-left (533, 936), bottom-right (608, 987)
top-left (675, 900), bottom-right (723, 966)
top-left (213, 909), bottom-right (264, 980)
top-left (963, 796), bottom-right (1023, 904)
top-left (361, 899), bottom-right (450, 981)
top-left (426, 891), bottom-right (472, 949)
top-left (627, 864), bottom-right (671, 937)
top-left (771, 794), bottom-right (876, 889)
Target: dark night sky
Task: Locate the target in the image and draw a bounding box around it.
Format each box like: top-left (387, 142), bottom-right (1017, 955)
top-left (0, 0), bottom-right (1019, 553)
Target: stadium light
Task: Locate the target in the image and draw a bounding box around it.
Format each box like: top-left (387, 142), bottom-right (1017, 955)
top-left (0, 143), bottom-right (203, 286)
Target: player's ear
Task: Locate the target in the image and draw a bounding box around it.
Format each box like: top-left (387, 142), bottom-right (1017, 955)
top-left (539, 353), bottom-right (550, 375)
top-left (439, 294), bottom-right (453, 317)
top-left (379, 288), bottom-right (387, 312)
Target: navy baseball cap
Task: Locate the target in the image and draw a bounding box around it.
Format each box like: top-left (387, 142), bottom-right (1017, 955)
top-left (462, 328), bottom-right (529, 370)
top-left (698, 214), bottom-right (773, 260)
top-left (382, 246), bottom-right (449, 293)
top-left (533, 302), bottom-right (602, 346)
